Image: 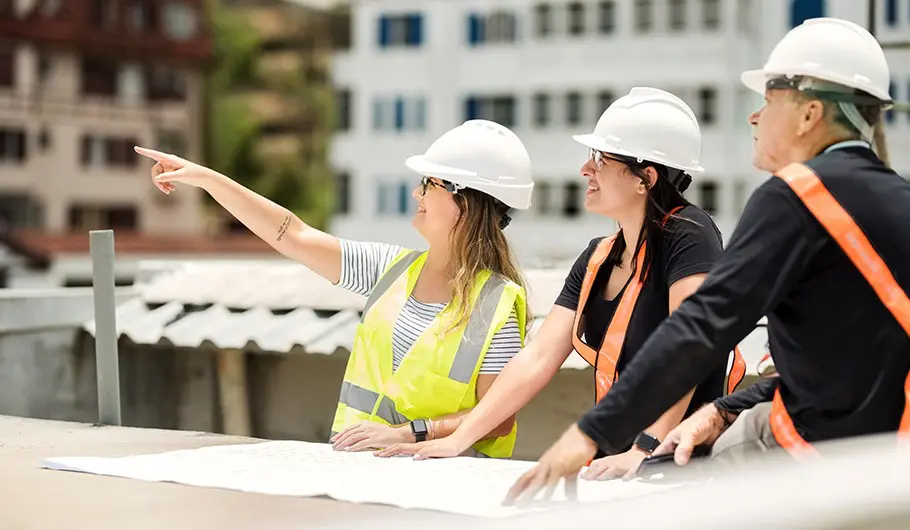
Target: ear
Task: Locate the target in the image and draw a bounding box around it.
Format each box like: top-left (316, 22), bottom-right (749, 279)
top-left (641, 167), bottom-right (659, 192)
top-left (796, 99), bottom-right (825, 136)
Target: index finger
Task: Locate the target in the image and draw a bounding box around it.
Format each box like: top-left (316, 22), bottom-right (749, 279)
top-left (503, 468), bottom-right (537, 506)
top-left (134, 146), bottom-right (175, 163)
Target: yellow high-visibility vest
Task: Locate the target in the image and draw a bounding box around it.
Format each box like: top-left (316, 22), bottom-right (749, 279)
top-left (330, 249), bottom-right (526, 458)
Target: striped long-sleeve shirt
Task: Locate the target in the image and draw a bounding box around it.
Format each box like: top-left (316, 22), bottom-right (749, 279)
top-left (338, 239), bottom-right (522, 374)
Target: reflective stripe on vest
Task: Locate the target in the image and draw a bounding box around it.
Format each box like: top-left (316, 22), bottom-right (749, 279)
top-left (338, 381), bottom-right (409, 425)
top-left (361, 250), bottom-right (423, 322)
top-left (772, 162), bottom-right (910, 457)
top-left (571, 210), bottom-right (747, 402)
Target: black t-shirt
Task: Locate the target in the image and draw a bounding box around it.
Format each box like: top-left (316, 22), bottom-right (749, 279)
top-left (555, 205), bottom-right (726, 420)
top-left (576, 145), bottom-right (910, 454)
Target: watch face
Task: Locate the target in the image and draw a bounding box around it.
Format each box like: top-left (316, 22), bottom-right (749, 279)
top-left (635, 432), bottom-right (660, 452)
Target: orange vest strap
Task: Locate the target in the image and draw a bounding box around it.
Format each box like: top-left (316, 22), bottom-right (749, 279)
top-left (771, 162), bottom-right (910, 455)
top-left (571, 205), bottom-right (746, 403)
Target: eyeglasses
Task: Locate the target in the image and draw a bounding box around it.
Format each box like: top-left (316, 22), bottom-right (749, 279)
top-left (588, 148), bottom-right (627, 171)
top-left (419, 176), bottom-right (459, 195)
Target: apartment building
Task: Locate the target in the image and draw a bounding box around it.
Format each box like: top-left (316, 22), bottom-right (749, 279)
top-left (329, 0), bottom-right (910, 263)
top-left (0, 0), bottom-right (276, 287)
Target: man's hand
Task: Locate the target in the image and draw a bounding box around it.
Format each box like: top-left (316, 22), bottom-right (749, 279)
top-left (373, 435), bottom-right (469, 460)
top-left (503, 424), bottom-right (597, 506)
top-left (330, 422), bottom-right (414, 452)
top-left (653, 404), bottom-right (731, 465)
top-left (581, 447), bottom-right (648, 481)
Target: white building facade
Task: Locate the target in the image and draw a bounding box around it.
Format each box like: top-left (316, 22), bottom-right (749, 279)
top-left (330, 0), bottom-right (910, 264)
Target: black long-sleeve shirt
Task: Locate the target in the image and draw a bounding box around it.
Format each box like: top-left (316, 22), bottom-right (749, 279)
top-left (577, 144), bottom-right (910, 453)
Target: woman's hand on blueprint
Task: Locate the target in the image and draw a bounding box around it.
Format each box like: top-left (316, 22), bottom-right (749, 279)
top-left (372, 435), bottom-right (468, 460)
top-left (580, 449), bottom-right (647, 481)
top-left (330, 421), bottom-right (413, 452)
top-left (135, 146), bottom-right (217, 194)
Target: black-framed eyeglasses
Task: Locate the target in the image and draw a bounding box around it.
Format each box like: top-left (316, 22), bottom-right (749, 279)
top-left (588, 148), bottom-right (630, 171)
top-left (419, 176), bottom-right (459, 196)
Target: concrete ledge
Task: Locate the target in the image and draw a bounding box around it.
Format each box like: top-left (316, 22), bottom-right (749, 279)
top-left (0, 288), bottom-right (138, 334)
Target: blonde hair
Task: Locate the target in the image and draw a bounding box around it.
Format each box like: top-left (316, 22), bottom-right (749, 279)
top-left (442, 188), bottom-right (528, 333)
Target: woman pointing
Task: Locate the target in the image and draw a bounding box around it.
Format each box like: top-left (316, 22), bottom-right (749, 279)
top-left (136, 119), bottom-right (536, 458)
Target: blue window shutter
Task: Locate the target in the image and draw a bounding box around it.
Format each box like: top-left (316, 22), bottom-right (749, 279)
top-left (377, 183), bottom-right (387, 214)
top-left (789, 0), bottom-right (825, 29)
top-left (372, 99), bottom-right (383, 130)
top-left (885, 80), bottom-right (896, 124)
top-left (378, 16), bottom-right (390, 47)
top-left (885, 0), bottom-right (897, 25)
top-left (464, 97), bottom-right (478, 120)
top-left (394, 97), bottom-right (405, 131)
top-left (468, 14), bottom-right (481, 46)
top-left (408, 14), bottom-right (423, 45)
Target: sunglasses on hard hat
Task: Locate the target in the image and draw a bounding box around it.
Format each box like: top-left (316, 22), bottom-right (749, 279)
top-left (765, 76), bottom-right (892, 108)
top-left (419, 176), bottom-right (460, 196)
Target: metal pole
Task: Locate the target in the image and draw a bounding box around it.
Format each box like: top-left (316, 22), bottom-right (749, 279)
top-left (90, 229), bottom-right (121, 426)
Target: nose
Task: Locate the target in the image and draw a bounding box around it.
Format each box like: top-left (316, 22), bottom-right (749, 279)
top-left (580, 158), bottom-right (597, 178)
top-left (748, 107), bottom-right (762, 126)
top-left (412, 183), bottom-right (422, 200)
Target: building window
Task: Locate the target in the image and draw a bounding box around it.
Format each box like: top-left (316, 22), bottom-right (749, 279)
top-left (737, 0), bottom-right (754, 35)
top-left (698, 181), bottom-right (718, 215)
top-left (567, 2), bottom-right (585, 35)
top-left (0, 194), bottom-right (43, 229)
top-left (487, 11), bottom-right (518, 42)
top-left (0, 45), bottom-right (13, 88)
top-left (335, 89), bottom-right (352, 131)
top-left (0, 127), bottom-right (26, 163)
top-left (563, 182), bottom-right (582, 217)
top-left (128, 0), bottom-right (152, 31)
top-left (163, 2), bottom-right (198, 40)
top-left (156, 130), bottom-right (187, 157)
top-left (535, 181), bottom-right (553, 215)
top-left (468, 11), bottom-right (518, 45)
top-left (634, 0), bottom-right (654, 32)
top-left (376, 181), bottom-right (410, 216)
top-left (41, 0), bottom-right (63, 17)
top-left (533, 93), bottom-right (550, 127)
top-left (91, 0), bottom-right (117, 29)
top-left (335, 172), bottom-right (350, 214)
top-left (146, 66), bottom-right (186, 101)
top-left (702, 0), bottom-right (721, 29)
top-left (599, 1), bottom-right (616, 33)
top-left (373, 96), bottom-right (426, 132)
top-left (464, 95), bottom-right (517, 127)
top-left (534, 3), bottom-right (552, 37)
top-left (789, 0), bottom-right (824, 29)
top-left (81, 57), bottom-right (118, 96)
top-left (378, 13), bottom-right (423, 48)
top-left (68, 205), bottom-right (139, 231)
top-left (566, 92), bottom-right (583, 126)
top-left (80, 135), bottom-right (139, 168)
top-left (38, 127), bottom-right (51, 151)
top-left (597, 90), bottom-right (615, 112)
top-left (885, 0), bottom-right (898, 26)
top-left (733, 180), bottom-right (748, 215)
top-left (697, 87), bottom-right (718, 125)
top-left (669, 0), bottom-right (687, 30)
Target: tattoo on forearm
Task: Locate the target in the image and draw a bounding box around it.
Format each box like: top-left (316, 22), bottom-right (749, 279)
top-left (276, 215), bottom-right (291, 241)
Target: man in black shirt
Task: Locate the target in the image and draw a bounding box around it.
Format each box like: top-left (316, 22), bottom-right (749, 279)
top-left (504, 17), bottom-right (908, 504)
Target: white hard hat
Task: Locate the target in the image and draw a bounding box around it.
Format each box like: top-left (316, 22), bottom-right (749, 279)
top-left (741, 17), bottom-right (892, 103)
top-left (572, 87), bottom-right (704, 174)
top-left (405, 120), bottom-right (534, 210)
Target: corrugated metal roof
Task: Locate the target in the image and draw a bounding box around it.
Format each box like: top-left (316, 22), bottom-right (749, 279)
top-left (83, 260), bottom-right (768, 373)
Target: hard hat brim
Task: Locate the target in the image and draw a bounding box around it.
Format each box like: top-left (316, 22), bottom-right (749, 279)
top-left (572, 134), bottom-right (705, 174)
top-left (405, 154), bottom-right (478, 180)
top-left (741, 69), bottom-right (769, 96)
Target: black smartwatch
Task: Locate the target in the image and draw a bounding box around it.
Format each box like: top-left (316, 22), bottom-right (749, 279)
top-left (410, 419), bottom-right (428, 442)
top-left (633, 431), bottom-right (661, 454)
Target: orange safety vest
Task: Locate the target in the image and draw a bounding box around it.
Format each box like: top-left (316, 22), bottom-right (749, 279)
top-left (770, 162), bottom-right (910, 458)
top-left (571, 209), bottom-right (747, 403)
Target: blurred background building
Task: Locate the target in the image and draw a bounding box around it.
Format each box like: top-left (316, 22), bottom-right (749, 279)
top-left (329, 0), bottom-right (910, 262)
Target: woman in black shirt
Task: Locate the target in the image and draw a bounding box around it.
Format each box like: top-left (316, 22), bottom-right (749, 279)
top-left (376, 88), bottom-right (730, 478)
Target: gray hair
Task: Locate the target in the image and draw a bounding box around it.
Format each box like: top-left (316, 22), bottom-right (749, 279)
top-left (787, 77), bottom-right (883, 143)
